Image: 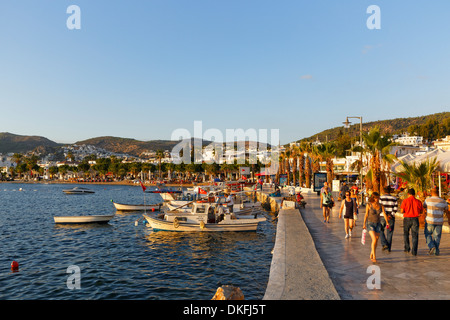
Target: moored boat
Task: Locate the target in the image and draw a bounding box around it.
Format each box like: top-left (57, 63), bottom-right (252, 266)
top-left (145, 189), bottom-right (183, 201)
top-left (111, 200), bottom-right (162, 212)
top-left (63, 187), bottom-right (95, 194)
top-left (53, 214), bottom-right (114, 224)
top-left (143, 201), bottom-right (266, 232)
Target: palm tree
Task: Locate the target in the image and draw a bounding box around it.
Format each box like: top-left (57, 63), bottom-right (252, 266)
top-left (303, 142), bottom-right (313, 188)
top-left (393, 157), bottom-right (440, 199)
top-left (363, 126), bottom-right (395, 193)
top-left (25, 155), bottom-right (39, 178)
top-left (297, 142), bottom-right (308, 187)
top-left (284, 147), bottom-right (291, 185)
top-left (314, 142), bottom-right (337, 184)
top-left (290, 145), bottom-right (300, 186)
top-left (155, 150), bottom-right (165, 180)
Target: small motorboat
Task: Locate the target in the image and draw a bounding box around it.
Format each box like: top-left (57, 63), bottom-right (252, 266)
top-left (63, 187), bottom-right (95, 194)
top-left (143, 201), bottom-right (266, 232)
top-left (111, 200), bottom-right (162, 212)
top-left (53, 214), bottom-right (114, 224)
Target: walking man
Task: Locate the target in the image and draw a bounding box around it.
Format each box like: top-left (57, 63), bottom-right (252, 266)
top-left (379, 186), bottom-right (398, 252)
top-left (339, 181), bottom-right (349, 200)
top-left (423, 187), bottom-right (449, 255)
top-left (400, 188), bottom-right (423, 256)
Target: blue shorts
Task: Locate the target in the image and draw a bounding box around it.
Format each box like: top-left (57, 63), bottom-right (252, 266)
top-left (367, 222), bottom-right (381, 233)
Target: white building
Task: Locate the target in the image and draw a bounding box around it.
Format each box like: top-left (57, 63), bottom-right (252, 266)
top-left (434, 135), bottom-right (450, 151)
top-left (393, 133), bottom-right (424, 146)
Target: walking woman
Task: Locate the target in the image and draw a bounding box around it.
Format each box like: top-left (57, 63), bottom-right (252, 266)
top-left (320, 185), bottom-right (334, 223)
top-left (363, 192), bottom-right (389, 263)
top-left (339, 191), bottom-right (356, 238)
top-left (350, 188), bottom-right (360, 225)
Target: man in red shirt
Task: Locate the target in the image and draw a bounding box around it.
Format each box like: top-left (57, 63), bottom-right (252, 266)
top-left (401, 188), bottom-right (423, 256)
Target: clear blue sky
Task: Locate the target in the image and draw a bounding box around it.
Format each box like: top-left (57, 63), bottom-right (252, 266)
top-left (1, 1), bottom-right (449, 145)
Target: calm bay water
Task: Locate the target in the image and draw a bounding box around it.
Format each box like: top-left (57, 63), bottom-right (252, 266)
top-left (0, 183), bottom-right (276, 300)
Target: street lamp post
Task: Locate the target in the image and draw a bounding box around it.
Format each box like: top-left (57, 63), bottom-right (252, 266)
top-left (343, 116), bottom-right (363, 204)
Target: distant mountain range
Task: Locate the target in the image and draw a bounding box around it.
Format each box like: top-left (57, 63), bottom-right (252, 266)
top-left (1, 112), bottom-right (449, 155)
top-left (0, 133), bottom-right (183, 156)
top-left (0, 132), bottom-right (61, 154)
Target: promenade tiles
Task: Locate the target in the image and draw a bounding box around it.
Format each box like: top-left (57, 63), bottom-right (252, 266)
top-left (301, 193), bottom-right (450, 300)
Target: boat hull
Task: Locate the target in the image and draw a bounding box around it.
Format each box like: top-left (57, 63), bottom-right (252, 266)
top-left (112, 202), bottom-right (161, 211)
top-left (54, 215), bottom-right (114, 224)
top-left (143, 214), bottom-right (265, 232)
top-left (63, 187), bottom-right (95, 194)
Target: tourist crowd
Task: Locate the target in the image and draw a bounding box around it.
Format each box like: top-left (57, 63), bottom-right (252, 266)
top-left (320, 182), bottom-right (450, 262)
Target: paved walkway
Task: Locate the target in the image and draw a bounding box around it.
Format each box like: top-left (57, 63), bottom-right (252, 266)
top-left (263, 206), bottom-right (340, 300)
top-left (301, 193), bottom-right (450, 299)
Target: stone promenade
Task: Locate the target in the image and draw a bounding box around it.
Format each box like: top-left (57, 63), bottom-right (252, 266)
top-left (300, 193), bottom-right (450, 299)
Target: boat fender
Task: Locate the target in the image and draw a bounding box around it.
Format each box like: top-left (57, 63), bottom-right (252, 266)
top-left (173, 217), bottom-right (180, 229)
top-left (200, 221), bottom-right (205, 230)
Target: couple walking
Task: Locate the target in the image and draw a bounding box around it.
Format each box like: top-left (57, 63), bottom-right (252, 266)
top-left (402, 187), bottom-right (449, 256)
top-left (361, 186), bottom-right (448, 262)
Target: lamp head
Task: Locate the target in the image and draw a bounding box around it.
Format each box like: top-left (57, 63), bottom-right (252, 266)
top-left (343, 118), bottom-right (351, 128)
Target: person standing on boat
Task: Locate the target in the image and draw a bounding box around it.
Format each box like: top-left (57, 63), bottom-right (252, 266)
top-left (216, 204), bottom-right (225, 223)
top-left (225, 193), bottom-right (234, 213)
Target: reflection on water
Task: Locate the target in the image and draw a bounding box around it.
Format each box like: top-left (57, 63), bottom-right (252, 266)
top-left (0, 183), bottom-right (276, 300)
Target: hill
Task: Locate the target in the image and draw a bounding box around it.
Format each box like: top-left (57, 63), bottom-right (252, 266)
top-left (74, 136), bottom-right (182, 156)
top-left (298, 112), bottom-right (450, 143)
top-left (0, 132), bottom-right (61, 154)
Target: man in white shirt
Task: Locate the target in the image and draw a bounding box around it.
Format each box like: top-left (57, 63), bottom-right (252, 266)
top-left (379, 186), bottom-right (398, 252)
top-left (423, 187), bottom-right (449, 255)
top-left (225, 193), bottom-right (234, 213)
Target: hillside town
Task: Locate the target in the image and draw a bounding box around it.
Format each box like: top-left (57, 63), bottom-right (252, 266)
top-left (1, 130), bottom-right (450, 193)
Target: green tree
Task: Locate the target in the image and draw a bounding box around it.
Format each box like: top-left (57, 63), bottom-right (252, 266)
top-left (155, 150), bottom-right (165, 180)
top-left (49, 166), bottom-right (59, 178)
top-left (393, 157), bottom-right (440, 199)
top-left (363, 126), bottom-right (395, 193)
top-left (314, 142), bottom-right (337, 184)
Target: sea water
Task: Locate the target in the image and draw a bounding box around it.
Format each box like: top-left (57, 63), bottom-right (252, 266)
top-left (0, 183), bottom-right (276, 300)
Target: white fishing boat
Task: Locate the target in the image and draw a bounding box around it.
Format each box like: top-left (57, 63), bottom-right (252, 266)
top-left (143, 201), bottom-right (266, 232)
top-left (111, 200), bottom-right (162, 212)
top-left (63, 187), bottom-right (95, 194)
top-left (53, 214), bottom-right (114, 224)
top-left (166, 202), bottom-right (192, 212)
top-left (146, 189), bottom-right (183, 201)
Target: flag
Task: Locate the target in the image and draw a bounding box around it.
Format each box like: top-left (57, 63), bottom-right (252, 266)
top-left (199, 188), bottom-right (207, 195)
top-left (139, 180), bottom-right (147, 192)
